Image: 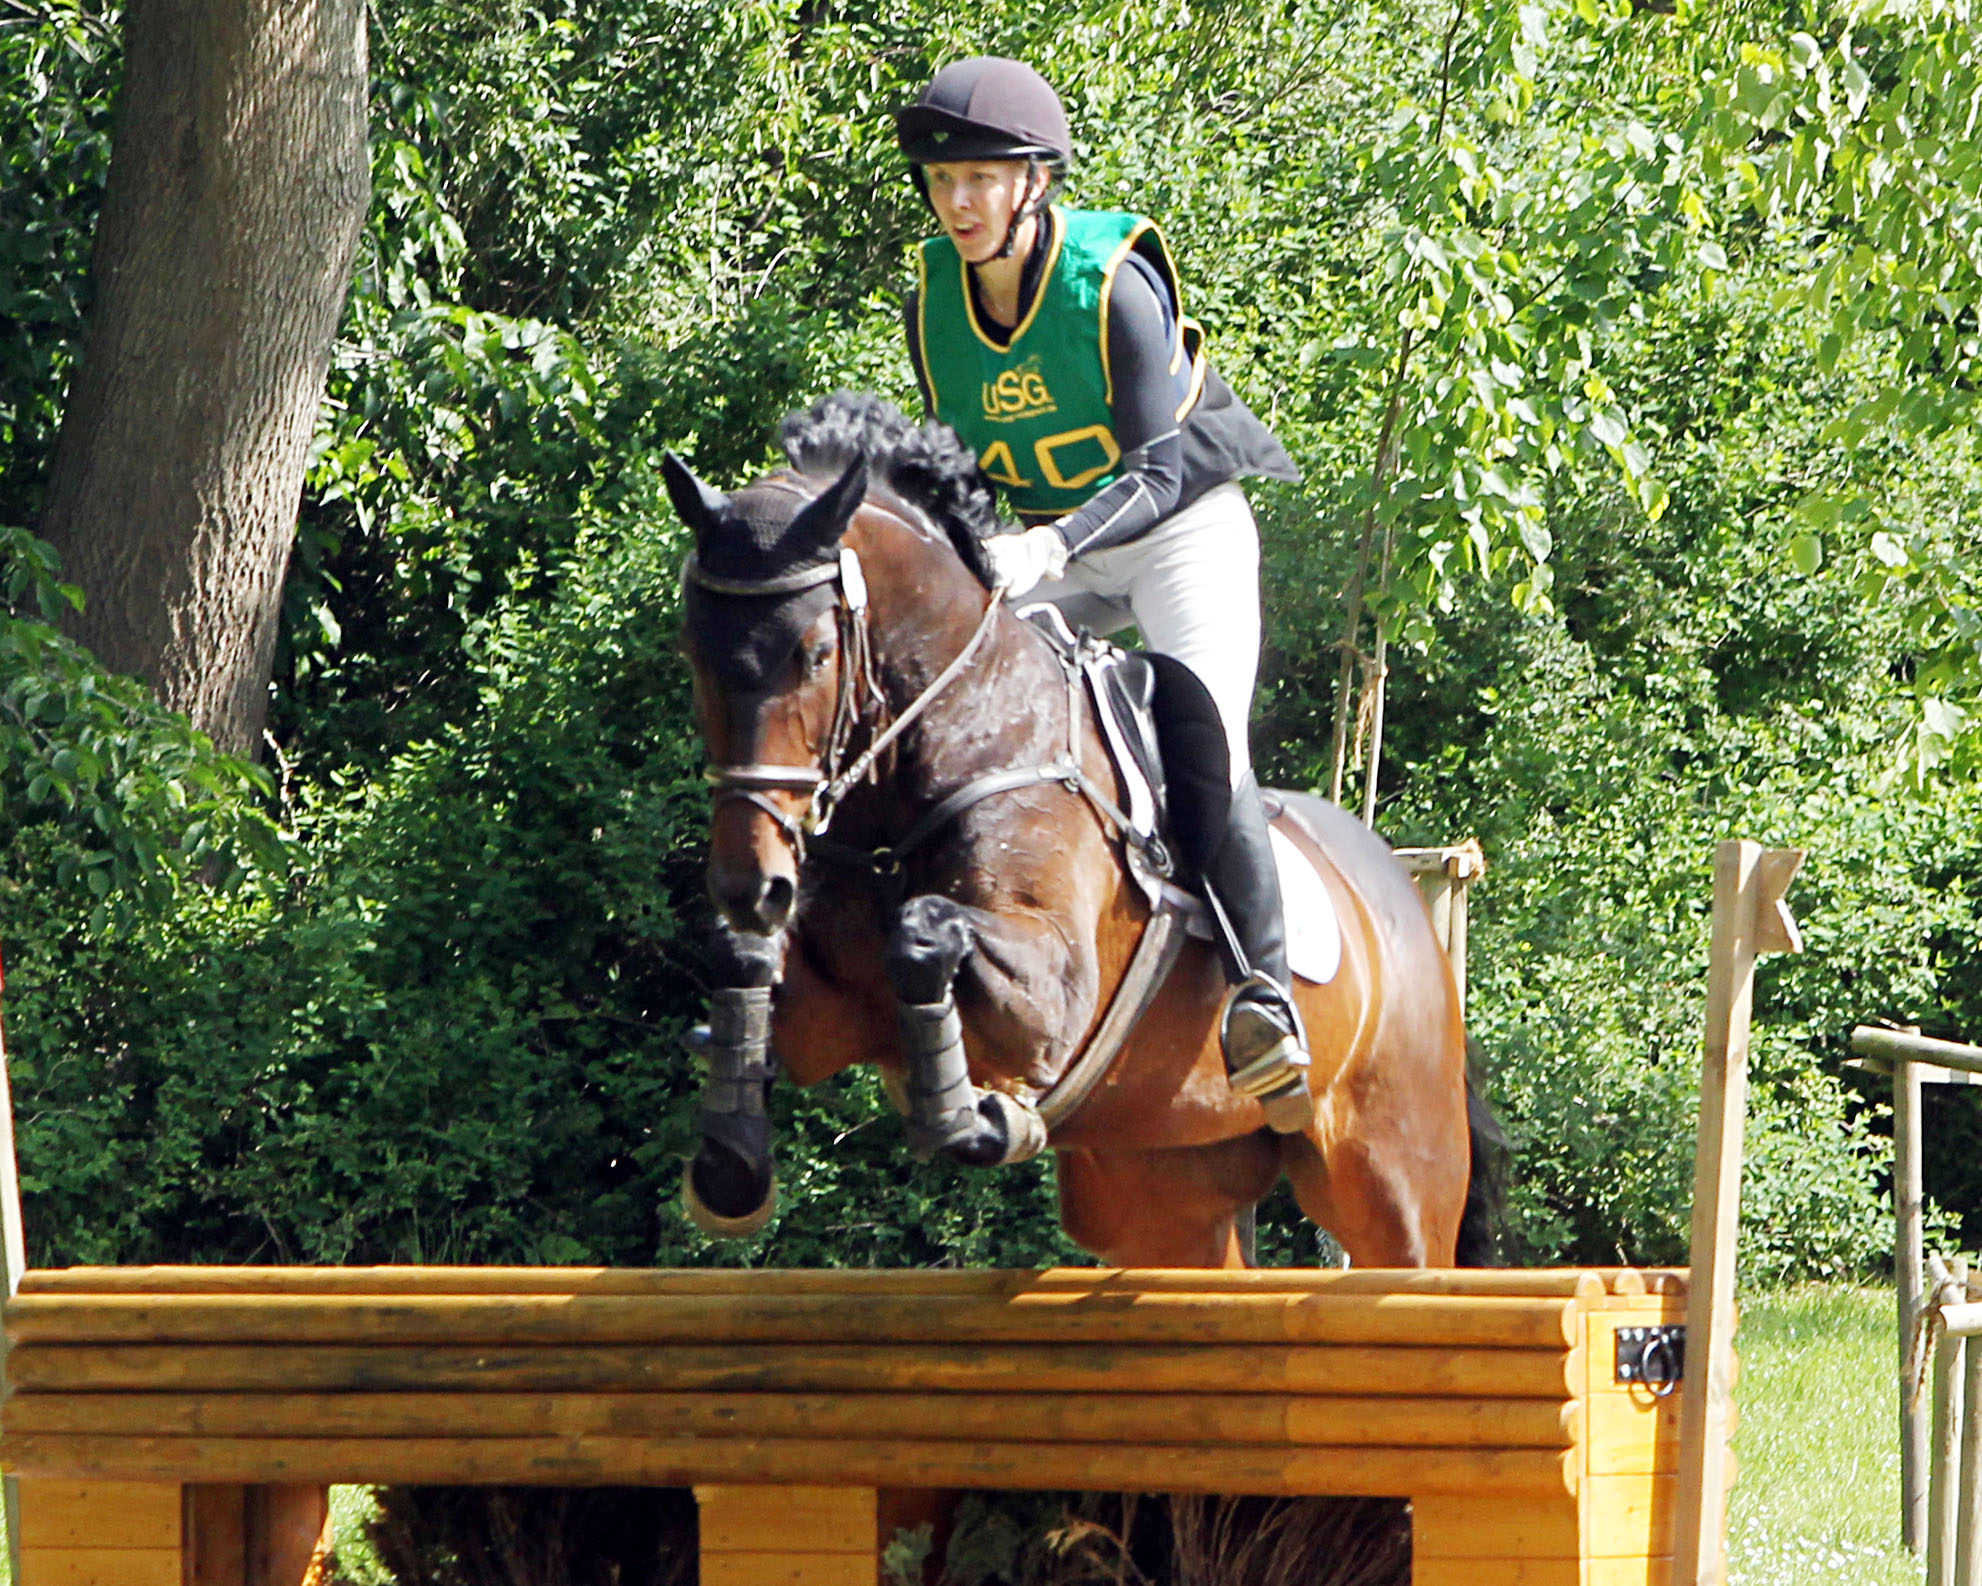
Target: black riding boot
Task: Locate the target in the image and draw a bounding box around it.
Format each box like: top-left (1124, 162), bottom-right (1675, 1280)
top-left (1144, 653), bottom-right (1313, 1133)
top-left (1203, 773), bottom-right (1314, 1133)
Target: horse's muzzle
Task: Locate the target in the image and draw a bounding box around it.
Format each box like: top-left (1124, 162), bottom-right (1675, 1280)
top-left (708, 794), bottom-right (803, 935)
top-left (709, 867), bottom-right (796, 936)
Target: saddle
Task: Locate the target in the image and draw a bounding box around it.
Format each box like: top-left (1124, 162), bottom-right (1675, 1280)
top-left (1017, 604), bottom-right (1172, 898)
top-left (1017, 604), bottom-right (1341, 987)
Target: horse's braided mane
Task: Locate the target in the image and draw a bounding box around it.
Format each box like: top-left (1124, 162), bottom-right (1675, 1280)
top-left (779, 392), bottom-right (999, 588)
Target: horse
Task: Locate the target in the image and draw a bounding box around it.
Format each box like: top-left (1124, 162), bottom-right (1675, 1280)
top-left (666, 393), bottom-right (1498, 1270)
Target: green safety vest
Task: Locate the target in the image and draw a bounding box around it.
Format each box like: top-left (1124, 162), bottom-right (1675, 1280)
top-left (916, 206), bottom-right (1207, 519)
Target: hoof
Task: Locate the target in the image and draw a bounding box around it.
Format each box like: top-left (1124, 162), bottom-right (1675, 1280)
top-left (928, 1093), bottom-right (1047, 1169)
top-left (907, 1103), bottom-right (989, 1164)
top-left (681, 1147), bottom-right (777, 1238)
top-left (977, 1091), bottom-right (1047, 1164)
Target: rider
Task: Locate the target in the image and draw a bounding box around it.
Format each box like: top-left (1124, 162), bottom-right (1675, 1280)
top-left (894, 56), bottom-right (1314, 1130)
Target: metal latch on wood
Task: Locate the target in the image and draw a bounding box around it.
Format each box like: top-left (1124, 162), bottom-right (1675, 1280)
top-left (1615, 1325), bottom-right (1685, 1394)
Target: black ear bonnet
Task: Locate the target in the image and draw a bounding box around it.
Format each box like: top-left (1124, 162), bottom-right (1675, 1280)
top-left (666, 393), bottom-right (1001, 687)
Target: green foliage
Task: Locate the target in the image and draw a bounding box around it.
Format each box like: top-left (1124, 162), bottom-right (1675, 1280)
top-left (1677, 2), bottom-right (1982, 769)
top-left (1314, 256), bottom-right (1977, 1276)
top-left (0, 0), bottom-right (117, 533)
top-left (7, 0), bottom-right (1981, 1285)
top-left (0, 524), bottom-right (283, 926)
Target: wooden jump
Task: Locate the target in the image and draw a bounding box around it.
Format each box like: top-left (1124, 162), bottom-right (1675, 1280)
top-left (2, 1262), bottom-right (1696, 1586)
top-left (0, 839), bottom-right (1798, 1586)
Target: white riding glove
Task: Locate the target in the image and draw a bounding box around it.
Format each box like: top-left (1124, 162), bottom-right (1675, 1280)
top-left (983, 525), bottom-right (1069, 598)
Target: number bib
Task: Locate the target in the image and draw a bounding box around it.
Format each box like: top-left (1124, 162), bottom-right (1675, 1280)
top-left (916, 207), bottom-right (1203, 519)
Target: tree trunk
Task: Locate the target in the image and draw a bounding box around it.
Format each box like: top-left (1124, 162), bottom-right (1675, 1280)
top-left (39, 0), bottom-right (369, 757)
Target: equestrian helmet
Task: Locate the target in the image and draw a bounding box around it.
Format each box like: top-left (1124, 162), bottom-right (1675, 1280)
top-left (894, 57), bottom-right (1072, 167)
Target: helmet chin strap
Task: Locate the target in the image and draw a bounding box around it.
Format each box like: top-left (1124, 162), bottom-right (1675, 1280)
top-left (994, 162), bottom-right (1051, 259)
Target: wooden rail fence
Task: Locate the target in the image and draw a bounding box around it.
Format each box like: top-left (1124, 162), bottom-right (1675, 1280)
top-left (2, 1262), bottom-right (1695, 1586)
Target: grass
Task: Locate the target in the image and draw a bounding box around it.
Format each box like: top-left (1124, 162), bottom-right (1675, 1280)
top-left (1727, 1284), bottom-right (1923, 1586)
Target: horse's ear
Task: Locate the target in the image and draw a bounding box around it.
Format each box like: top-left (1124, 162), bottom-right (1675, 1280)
top-left (661, 451), bottom-right (730, 537)
top-left (783, 455), bottom-right (870, 561)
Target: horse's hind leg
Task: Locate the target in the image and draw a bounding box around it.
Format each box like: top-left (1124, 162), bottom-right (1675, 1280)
top-left (1278, 1066), bottom-right (1471, 1267)
top-left (1057, 1139), bottom-right (1280, 1268)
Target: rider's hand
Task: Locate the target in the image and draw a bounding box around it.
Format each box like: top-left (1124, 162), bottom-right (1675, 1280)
top-left (983, 525), bottom-right (1069, 598)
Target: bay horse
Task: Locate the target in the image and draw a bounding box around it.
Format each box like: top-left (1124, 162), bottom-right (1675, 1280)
top-left (667, 393), bottom-right (1497, 1269)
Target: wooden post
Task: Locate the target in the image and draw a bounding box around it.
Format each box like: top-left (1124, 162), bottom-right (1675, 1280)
top-left (1669, 841), bottom-right (1802, 1586)
top-left (1958, 1330), bottom-right (1982, 1586)
top-left (1931, 1260), bottom-right (1972, 1586)
top-left (1900, 1049), bottom-right (1931, 1552)
top-left (0, 950), bottom-right (25, 1585)
top-left (1394, 840), bottom-right (1485, 1019)
top-left (1844, 1023), bottom-right (1982, 1554)
top-left (696, 1485), bottom-right (878, 1586)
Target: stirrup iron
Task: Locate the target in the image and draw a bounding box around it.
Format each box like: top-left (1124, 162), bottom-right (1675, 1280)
top-left (1221, 975), bottom-right (1313, 1134)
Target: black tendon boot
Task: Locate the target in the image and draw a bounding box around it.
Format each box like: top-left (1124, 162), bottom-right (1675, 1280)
top-left (1204, 774), bottom-right (1314, 1133)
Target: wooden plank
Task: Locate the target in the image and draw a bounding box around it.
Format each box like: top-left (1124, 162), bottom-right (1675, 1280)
top-left (1586, 1473), bottom-right (1677, 1558)
top-left (1584, 1392), bottom-right (1681, 1476)
top-left (696, 1486), bottom-right (876, 1553)
top-left (1588, 1562), bottom-right (1672, 1586)
top-left (7, 1340), bottom-right (1584, 1400)
top-left (15, 1547), bottom-right (183, 1586)
top-left (1583, 1310), bottom-right (1686, 1478)
top-left (0, 1432), bottom-right (1576, 1498)
top-left (1411, 1560), bottom-right (1577, 1586)
top-left (1850, 1026), bottom-right (1982, 1077)
top-left (699, 1554), bottom-right (873, 1586)
top-left (15, 1266), bottom-right (1634, 1299)
top-left (1411, 1493), bottom-right (1578, 1557)
top-left (4, 1389), bottom-right (1580, 1450)
top-left (1672, 841), bottom-right (1800, 1586)
top-left (1931, 1301), bottom-right (1982, 1339)
top-left (15, 1480), bottom-right (181, 1549)
top-left (2, 1289), bottom-right (1581, 1350)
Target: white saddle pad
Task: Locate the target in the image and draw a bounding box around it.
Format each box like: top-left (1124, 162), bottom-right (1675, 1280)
top-left (1166, 824), bottom-right (1341, 985)
top-left (1270, 824), bottom-right (1342, 985)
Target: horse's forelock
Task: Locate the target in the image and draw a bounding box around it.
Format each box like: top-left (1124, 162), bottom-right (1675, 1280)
top-left (684, 577), bottom-right (838, 692)
top-left (782, 393), bottom-right (998, 588)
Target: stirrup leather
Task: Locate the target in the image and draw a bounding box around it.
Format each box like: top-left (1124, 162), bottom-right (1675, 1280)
top-left (1221, 975), bottom-right (1313, 1133)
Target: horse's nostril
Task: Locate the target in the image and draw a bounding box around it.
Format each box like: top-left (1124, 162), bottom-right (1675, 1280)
top-left (760, 875), bottom-right (796, 931)
top-left (709, 866), bottom-right (797, 937)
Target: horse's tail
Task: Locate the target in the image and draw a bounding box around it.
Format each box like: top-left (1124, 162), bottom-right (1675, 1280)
top-left (1455, 1038), bottom-right (1511, 1267)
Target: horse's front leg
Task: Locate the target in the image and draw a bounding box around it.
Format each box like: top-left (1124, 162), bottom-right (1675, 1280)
top-left (681, 925), bottom-right (784, 1236)
top-left (886, 893), bottom-right (1082, 1168)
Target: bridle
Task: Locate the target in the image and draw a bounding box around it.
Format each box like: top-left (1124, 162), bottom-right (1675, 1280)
top-left (686, 477), bottom-right (1139, 881)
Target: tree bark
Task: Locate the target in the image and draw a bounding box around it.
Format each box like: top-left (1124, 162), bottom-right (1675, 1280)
top-left (39, 0), bottom-right (369, 757)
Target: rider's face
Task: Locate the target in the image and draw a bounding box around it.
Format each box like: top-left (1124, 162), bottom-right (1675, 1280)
top-left (924, 160), bottom-right (1039, 264)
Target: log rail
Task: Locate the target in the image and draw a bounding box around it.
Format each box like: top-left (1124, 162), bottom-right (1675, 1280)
top-left (2, 1264), bottom-right (1694, 1586)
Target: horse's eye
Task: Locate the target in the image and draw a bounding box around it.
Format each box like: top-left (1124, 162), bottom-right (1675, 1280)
top-left (802, 635), bottom-right (835, 674)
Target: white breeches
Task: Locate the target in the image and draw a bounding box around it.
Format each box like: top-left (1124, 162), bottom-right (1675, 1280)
top-left (1026, 481), bottom-right (1260, 787)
